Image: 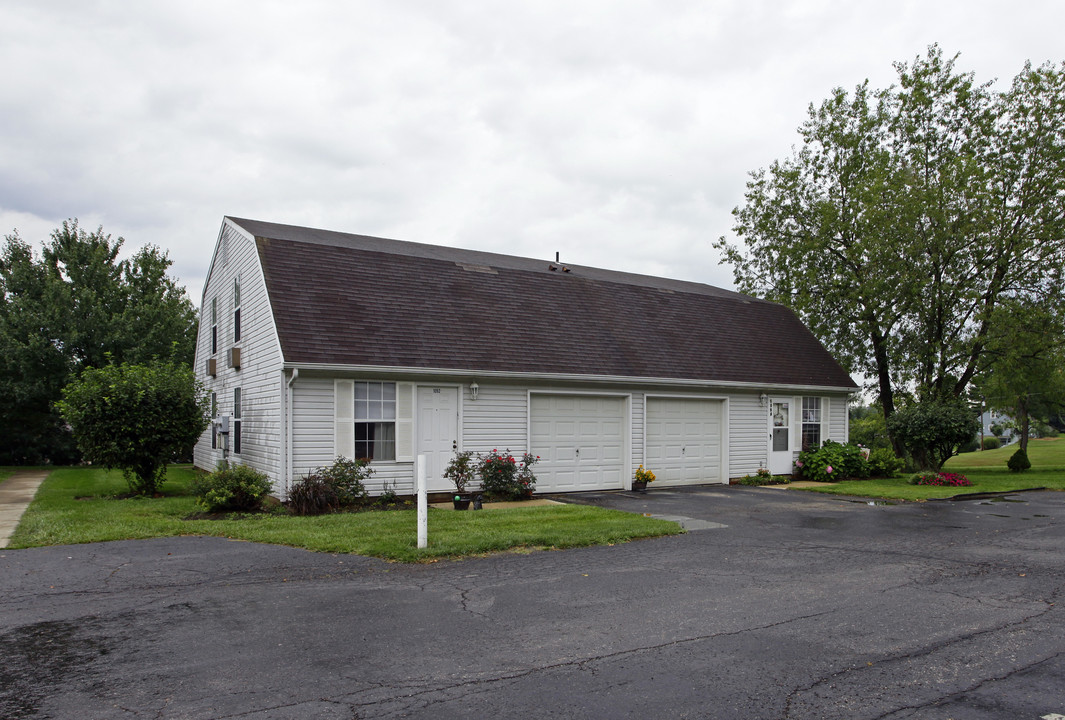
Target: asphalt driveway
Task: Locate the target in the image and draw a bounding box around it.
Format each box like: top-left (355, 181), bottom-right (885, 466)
top-left (1, 486), bottom-right (1063, 719)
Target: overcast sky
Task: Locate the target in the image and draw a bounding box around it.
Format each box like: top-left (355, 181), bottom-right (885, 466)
top-left (2, 1), bottom-right (1062, 306)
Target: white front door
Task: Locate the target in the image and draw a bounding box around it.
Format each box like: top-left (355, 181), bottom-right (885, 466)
top-left (417, 386), bottom-right (458, 492)
top-left (768, 397), bottom-right (794, 475)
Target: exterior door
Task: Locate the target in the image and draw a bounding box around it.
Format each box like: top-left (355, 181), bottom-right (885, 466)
top-left (768, 397), bottom-right (793, 475)
top-left (645, 398), bottom-right (724, 486)
top-left (417, 386), bottom-right (458, 492)
top-left (530, 394), bottom-right (626, 492)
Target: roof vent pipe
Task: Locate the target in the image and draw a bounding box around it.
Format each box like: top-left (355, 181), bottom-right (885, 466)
top-left (555, 251), bottom-right (559, 262)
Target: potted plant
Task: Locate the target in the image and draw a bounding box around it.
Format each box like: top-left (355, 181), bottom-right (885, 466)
top-left (444, 450), bottom-right (476, 510)
top-left (632, 465), bottom-right (655, 492)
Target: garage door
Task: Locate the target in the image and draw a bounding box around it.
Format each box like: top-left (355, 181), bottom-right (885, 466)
top-left (645, 397), bottom-right (724, 486)
top-left (530, 394), bottom-right (626, 492)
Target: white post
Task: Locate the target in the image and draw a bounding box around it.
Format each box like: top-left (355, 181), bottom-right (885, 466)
top-left (416, 453), bottom-right (428, 549)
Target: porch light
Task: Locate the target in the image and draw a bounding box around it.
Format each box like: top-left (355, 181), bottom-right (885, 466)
top-left (759, 392), bottom-right (768, 407)
top-left (470, 382), bottom-right (479, 401)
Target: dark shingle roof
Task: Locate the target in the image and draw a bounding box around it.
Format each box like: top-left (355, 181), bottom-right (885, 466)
top-left (232, 217), bottom-right (856, 389)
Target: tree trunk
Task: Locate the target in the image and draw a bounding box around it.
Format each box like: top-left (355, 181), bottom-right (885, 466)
top-left (1018, 396), bottom-right (1030, 454)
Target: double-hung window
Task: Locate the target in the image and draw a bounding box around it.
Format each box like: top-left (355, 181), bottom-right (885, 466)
top-left (210, 392), bottom-right (218, 449)
top-left (355, 382), bottom-right (396, 460)
top-left (233, 387), bottom-right (242, 455)
top-left (801, 397), bottom-right (822, 450)
top-left (337, 381), bottom-right (396, 461)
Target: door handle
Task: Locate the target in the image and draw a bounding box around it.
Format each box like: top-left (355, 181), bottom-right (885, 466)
top-left (452, 440), bottom-right (457, 450)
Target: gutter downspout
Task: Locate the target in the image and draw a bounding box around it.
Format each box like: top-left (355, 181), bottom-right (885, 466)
top-left (286, 368), bottom-right (299, 495)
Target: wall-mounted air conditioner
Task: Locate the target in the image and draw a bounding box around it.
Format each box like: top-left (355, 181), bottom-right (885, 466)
top-left (227, 347), bottom-right (241, 370)
top-left (205, 358), bottom-right (216, 377)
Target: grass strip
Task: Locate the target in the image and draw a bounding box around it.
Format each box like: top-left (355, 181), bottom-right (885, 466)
top-left (7, 466), bottom-right (682, 562)
top-left (795, 437), bottom-right (1065, 501)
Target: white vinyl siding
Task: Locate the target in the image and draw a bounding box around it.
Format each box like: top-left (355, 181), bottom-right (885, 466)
top-left (294, 376), bottom-right (412, 495)
top-left (193, 220), bottom-right (284, 491)
top-left (461, 382), bottom-right (527, 453)
top-left (630, 392), bottom-right (646, 474)
top-left (287, 374), bottom-right (854, 494)
top-left (729, 393), bottom-right (768, 477)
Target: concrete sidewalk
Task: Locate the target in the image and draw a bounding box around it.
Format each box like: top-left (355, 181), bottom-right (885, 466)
top-left (0, 469), bottom-right (49, 548)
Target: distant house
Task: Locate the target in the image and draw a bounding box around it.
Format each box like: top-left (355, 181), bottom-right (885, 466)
top-left (193, 217), bottom-right (858, 495)
top-left (981, 410), bottom-right (1017, 443)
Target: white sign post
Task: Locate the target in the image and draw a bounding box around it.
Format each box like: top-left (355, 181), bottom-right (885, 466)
top-left (416, 453), bottom-right (427, 549)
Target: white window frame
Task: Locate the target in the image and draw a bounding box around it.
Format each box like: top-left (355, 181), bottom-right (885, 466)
top-left (335, 380), bottom-right (399, 462)
top-left (233, 387), bottom-right (242, 455)
top-left (801, 396), bottom-right (830, 450)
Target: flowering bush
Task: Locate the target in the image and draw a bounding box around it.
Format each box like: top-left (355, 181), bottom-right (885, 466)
top-left (634, 465), bottom-right (656, 484)
top-left (908, 471), bottom-right (973, 487)
top-left (478, 449), bottom-right (539, 499)
top-left (796, 441), bottom-right (869, 482)
top-left (516, 452), bottom-right (539, 496)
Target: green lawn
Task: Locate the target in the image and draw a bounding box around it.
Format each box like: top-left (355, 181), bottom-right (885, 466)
top-left (0, 468), bottom-right (13, 483)
top-left (945, 437), bottom-right (1065, 470)
top-left (6, 466), bottom-right (682, 562)
top-left (798, 437), bottom-right (1065, 501)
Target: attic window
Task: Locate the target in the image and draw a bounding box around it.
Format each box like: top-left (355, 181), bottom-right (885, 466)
top-left (455, 262), bottom-right (497, 274)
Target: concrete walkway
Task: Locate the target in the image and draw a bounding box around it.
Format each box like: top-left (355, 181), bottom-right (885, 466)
top-left (0, 469), bottom-right (49, 548)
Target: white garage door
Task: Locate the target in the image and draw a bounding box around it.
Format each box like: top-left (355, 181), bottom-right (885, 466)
top-left (530, 394), bottom-right (626, 492)
top-left (645, 397), bottom-right (724, 486)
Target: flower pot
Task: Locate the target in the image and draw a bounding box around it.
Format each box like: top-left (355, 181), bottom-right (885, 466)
top-left (631, 480), bottom-right (648, 492)
top-left (452, 496), bottom-right (472, 510)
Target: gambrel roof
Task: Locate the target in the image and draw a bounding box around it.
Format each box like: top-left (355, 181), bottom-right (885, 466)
top-left (231, 217), bottom-right (857, 389)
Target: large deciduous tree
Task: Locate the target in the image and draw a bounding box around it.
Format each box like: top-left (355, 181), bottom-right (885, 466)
top-left (0, 220), bottom-right (198, 463)
top-left (716, 46), bottom-right (1065, 430)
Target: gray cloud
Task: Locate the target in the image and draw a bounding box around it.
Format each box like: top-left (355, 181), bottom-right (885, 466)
top-left (1, 0), bottom-right (1061, 304)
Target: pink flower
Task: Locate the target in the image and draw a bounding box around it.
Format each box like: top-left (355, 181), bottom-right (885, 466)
top-left (826, 465), bottom-right (833, 473)
top-left (795, 461), bottom-right (803, 468)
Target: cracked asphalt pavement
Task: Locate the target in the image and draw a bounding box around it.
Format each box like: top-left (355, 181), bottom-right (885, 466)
top-left (1, 486), bottom-right (1063, 719)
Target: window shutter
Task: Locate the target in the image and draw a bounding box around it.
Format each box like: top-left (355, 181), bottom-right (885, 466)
top-left (821, 396), bottom-right (831, 443)
top-left (395, 382), bottom-right (414, 462)
top-left (335, 380), bottom-right (354, 460)
top-left (792, 396), bottom-right (801, 454)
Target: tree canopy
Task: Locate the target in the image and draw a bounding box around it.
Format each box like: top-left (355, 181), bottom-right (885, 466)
top-left (716, 46), bottom-right (1065, 425)
top-left (974, 298), bottom-right (1065, 454)
top-left (0, 220), bottom-right (198, 463)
